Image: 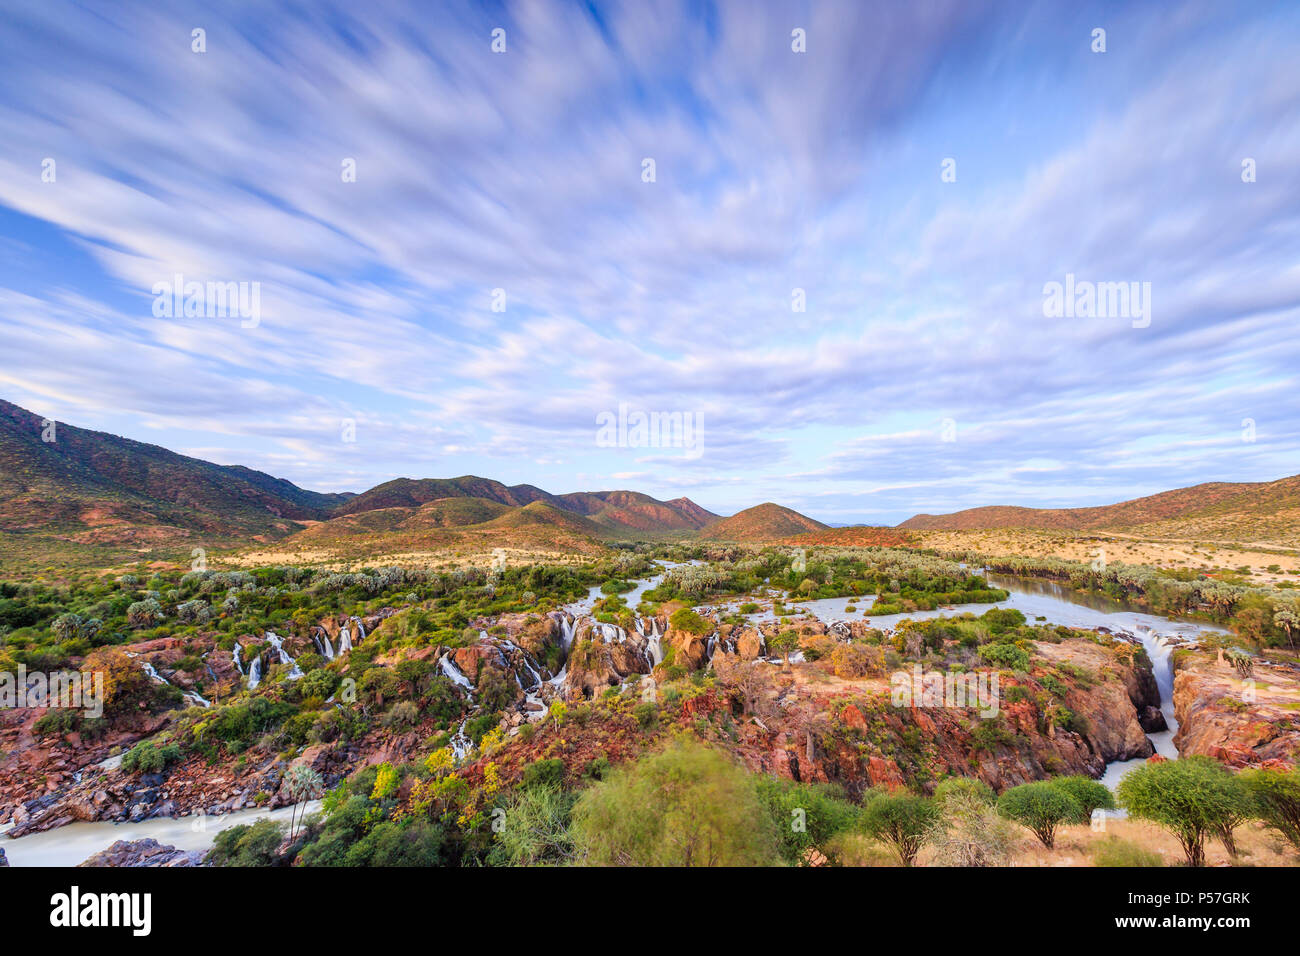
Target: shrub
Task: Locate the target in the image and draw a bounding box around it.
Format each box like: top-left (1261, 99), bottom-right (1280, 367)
top-left (1047, 775), bottom-right (1116, 817)
top-left (997, 781), bottom-right (1085, 848)
top-left (487, 786), bottom-right (577, 866)
top-left (1090, 835), bottom-right (1163, 867)
top-left (860, 793), bottom-right (940, 866)
top-left (1240, 766), bottom-right (1300, 852)
top-left (926, 790), bottom-right (1017, 866)
top-left (520, 758), bottom-right (565, 791)
top-left (1117, 756), bottom-right (1253, 866)
top-left (571, 739), bottom-right (780, 866)
top-left (668, 608), bottom-right (711, 636)
top-left (206, 818), bottom-right (286, 866)
top-left (757, 777), bottom-right (860, 866)
top-left (121, 740), bottom-right (182, 774)
top-left (933, 777), bottom-right (995, 808)
top-left (977, 642), bottom-right (1030, 672)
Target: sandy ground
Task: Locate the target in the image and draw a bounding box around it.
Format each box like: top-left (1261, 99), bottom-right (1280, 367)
top-left (914, 529), bottom-right (1300, 585)
top-left (832, 818), bottom-right (1299, 867)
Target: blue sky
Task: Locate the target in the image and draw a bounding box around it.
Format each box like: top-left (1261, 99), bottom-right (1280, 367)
top-left (1, 0), bottom-right (1297, 524)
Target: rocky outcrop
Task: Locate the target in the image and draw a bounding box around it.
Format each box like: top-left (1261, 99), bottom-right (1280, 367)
top-left (1171, 655), bottom-right (1300, 768)
top-left (78, 838), bottom-right (203, 867)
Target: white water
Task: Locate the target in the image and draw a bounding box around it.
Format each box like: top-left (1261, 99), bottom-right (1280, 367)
top-left (337, 626), bottom-right (353, 655)
top-left (0, 800), bottom-right (321, 868)
top-left (439, 655), bottom-right (474, 691)
top-left (140, 660), bottom-right (210, 709)
top-left (266, 632), bottom-right (303, 680)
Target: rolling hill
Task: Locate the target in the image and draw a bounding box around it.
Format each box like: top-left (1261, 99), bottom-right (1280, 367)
top-left (0, 398), bottom-right (349, 545)
top-left (699, 502), bottom-right (828, 542)
top-left (899, 475), bottom-right (1300, 544)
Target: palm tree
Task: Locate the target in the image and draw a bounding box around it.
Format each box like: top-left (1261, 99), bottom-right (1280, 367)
top-left (285, 764), bottom-right (324, 840)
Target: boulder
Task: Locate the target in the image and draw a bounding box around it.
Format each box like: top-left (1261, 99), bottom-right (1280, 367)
top-left (78, 838), bottom-right (203, 867)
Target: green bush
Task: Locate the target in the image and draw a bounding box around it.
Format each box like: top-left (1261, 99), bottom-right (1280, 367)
top-left (120, 740), bottom-right (183, 774)
top-left (571, 739), bottom-right (779, 866)
top-left (1047, 775), bottom-right (1116, 817)
top-left (997, 781), bottom-right (1085, 848)
top-left (1240, 766), bottom-right (1300, 851)
top-left (1117, 756), bottom-right (1253, 866)
top-left (860, 793), bottom-right (940, 866)
top-left (206, 818), bottom-right (286, 866)
top-left (520, 758), bottom-right (565, 790)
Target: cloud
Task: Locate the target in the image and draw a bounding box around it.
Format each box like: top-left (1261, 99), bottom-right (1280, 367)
top-left (0, 0), bottom-right (1296, 520)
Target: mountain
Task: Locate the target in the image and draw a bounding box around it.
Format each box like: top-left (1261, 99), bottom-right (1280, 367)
top-left (0, 398), bottom-right (347, 544)
top-left (899, 476), bottom-right (1300, 542)
top-left (699, 502), bottom-right (828, 541)
top-left (0, 399), bottom-right (719, 564)
top-left (333, 477), bottom-right (554, 515)
top-left (553, 490), bottom-right (718, 531)
top-left (334, 478), bottom-right (715, 534)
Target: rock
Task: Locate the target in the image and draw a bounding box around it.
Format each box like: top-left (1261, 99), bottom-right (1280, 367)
top-left (78, 838), bottom-right (203, 868)
top-left (1139, 705), bottom-right (1168, 733)
top-left (0, 847), bottom-right (7, 867)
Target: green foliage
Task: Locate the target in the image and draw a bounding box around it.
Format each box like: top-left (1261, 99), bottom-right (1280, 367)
top-left (756, 777), bottom-right (860, 866)
top-left (206, 818), bottom-right (286, 866)
top-left (860, 793), bottom-right (940, 866)
top-left (668, 608), bottom-right (711, 636)
top-left (488, 785), bottom-right (577, 866)
top-left (1240, 766), bottom-right (1300, 851)
top-left (520, 758), bottom-right (566, 791)
top-left (120, 739), bottom-right (182, 774)
top-left (997, 781), bottom-right (1085, 848)
top-left (1046, 775), bottom-right (1115, 817)
top-left (571, 739), bottom-right (780, 866)
top-left (1117, 756), bottom-right (1253, 866)
top-left (977, 642), bottom-right (1031, 672)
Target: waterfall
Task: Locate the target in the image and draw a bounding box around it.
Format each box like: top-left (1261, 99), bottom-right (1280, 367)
top-left (646, 626), bottom-right (664, 667)
top-left (439, 655), bottom-right (474, 691)
top-left (266, 632), bottom-right (303, 680)
top-left (353, 617), bottom-right (367, 642)
top-left (232, 644), bottom-right (244, 676)
top-left (450, 719), bottom-right (472, 761)
top-left (314, 627), bottom-right (334, 660)
top-left (561, 616), bottom-right (576, 651)
top-left (337, 625), bottom-right (353, 655)
top-left (247, 655), bottom-right (263, 690)
top-left (181, 689), bottom-right (212, 708)
top-left (141, 662), bottom-right (167, 684)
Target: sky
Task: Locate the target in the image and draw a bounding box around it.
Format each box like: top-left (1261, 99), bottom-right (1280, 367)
top-left (0, 0), bottom-right (1297, 525)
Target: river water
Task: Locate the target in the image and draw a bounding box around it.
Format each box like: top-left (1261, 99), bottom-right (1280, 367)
top-left (0, 800), bottom-right (320, 868)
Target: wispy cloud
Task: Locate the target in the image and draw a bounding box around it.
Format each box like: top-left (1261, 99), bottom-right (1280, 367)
top-left (0, 0), bottom-right (1296, 522)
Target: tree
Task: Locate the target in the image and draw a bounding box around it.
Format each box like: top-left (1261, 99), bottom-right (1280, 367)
top-left (571, 739), bottom-right (780, 866)
top-left (997, 782), bottom-right (1085, 849)
top-left (1046, 775), bottom-right (1116, 817)
top-left (285, 764), bottom-right (324, 840)
top-left (756, 777), bottom-right (860, 866)
top-left (767, 629), bottom-right (799, 665)
top-left (860, 793), bottom-right (940, 866)
top-left (1117, 756), bottom-right (1253, 866)
top-left (1274, 602), bottom-right (1300, 650)
top-left (1240, 767), bottom-right (1300, 852)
